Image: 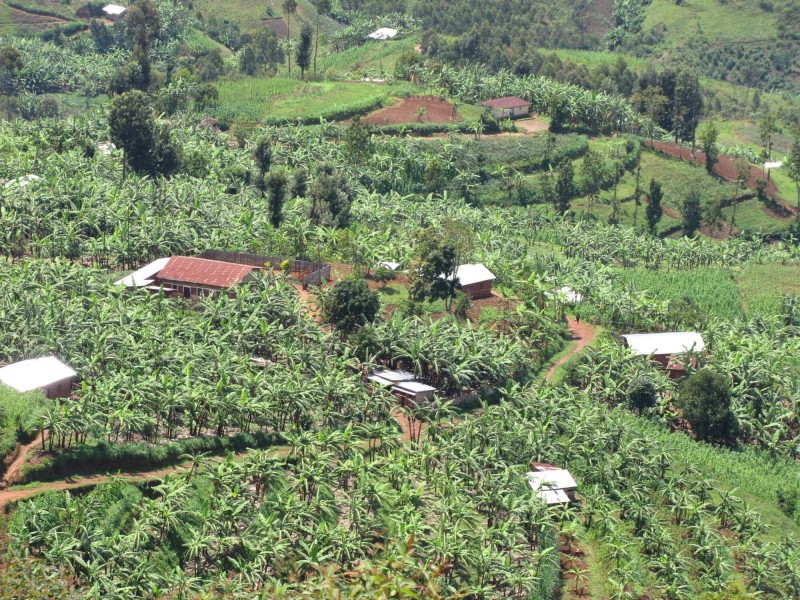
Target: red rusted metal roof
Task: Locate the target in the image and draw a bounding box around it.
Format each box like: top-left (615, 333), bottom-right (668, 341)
top-left (481, 96), bottom-right (530, 109)
top-left (156, 257), bottom-right (256, 288)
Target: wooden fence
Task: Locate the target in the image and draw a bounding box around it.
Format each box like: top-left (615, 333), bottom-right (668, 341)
top-left (200, 250), bottom-right (331, 288)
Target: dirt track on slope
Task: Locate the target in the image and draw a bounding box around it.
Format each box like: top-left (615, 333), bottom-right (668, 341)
top-left (546, 318), bottom-right (598, 381)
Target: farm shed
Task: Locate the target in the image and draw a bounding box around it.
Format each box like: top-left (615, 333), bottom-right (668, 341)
top-left (481, 96), bottom-right (530, 119)
top-left (367, 27), bottom-right (398, 40)
top-left (441, 264), bottom-right (496, 299)
top-left (367, 369), bottom-right (416, 387)
top-left (114, 257), bottom-right (170, 288)
top-left (102, 4), bottom-right (127, 20)
top-left (379, 261), bottom-right (401, 271)
top-left (526, 463), bottom-right (578, 505)
top-left (622, 332), bottom-right (705, 377)
top-left (154, 256), bottom-right (258, 299)
top-left (393, 381), bottom-right (437, 404)
top-left (0, 356), bottom-right (76, 399)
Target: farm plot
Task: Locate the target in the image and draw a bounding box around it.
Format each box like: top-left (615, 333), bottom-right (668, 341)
top-left (361, 95), bottom-right (462, 125)
top-left (215, 78), bottom-right (391, 124)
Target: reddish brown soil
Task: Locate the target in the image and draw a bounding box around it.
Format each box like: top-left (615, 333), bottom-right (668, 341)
top-left (9, 6), bottom-right (68, 34)
top-left (546, 318), bottom-right (598, 381)
top-left (261, 17), bottom-right (288, 39)
top-left (645, 140), bottom-right (795, 215)
top-left (1, 432), bottom-right (49, 490)
top-left (559, 535), bottom-right (591, 599)
top-left (361, 96), bottom-right (462, 126)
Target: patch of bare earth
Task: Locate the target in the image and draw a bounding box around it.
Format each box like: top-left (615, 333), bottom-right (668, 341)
top-left (361, 96), bottom-right (462, 126)
top-left (10, 6), bottom-right (68, 34)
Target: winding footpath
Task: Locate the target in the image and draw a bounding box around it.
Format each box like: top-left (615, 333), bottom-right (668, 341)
top-left (546, 317), bottom-right (598, 382)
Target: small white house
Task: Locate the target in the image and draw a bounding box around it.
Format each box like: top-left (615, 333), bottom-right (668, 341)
top-left (367, 27), bottom-right (398, 40)
top-left (622, 332), bottom-right (705, 358)
top-left (114, 257), bottom-right (170, 288)
top-left (367, 369), bottom-right (416, 387)
top-left (440, 264), bottom-right (496, 299)
top-left (379, 261), bottom-right (401, 271)
top-left (481, 96), bottom-right (531, 119)
top-left (0, 356), bottom-right (77, 399)
top-left (526, 465), bottom-right (578, 505)
top-left (393, 381), bottom-right (437, 403)
top-left (102, 4), bottom-right (127, 20)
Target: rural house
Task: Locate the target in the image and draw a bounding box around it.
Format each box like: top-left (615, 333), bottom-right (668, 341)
top-left (0, 356), bottom-right (77, 399)
top-left (102, 4), bottom-right (127, 20)
top-left (622, 332), bottom-right (705, 377)
top-left (526, 463), bottom-right (578, 505)
top-left (115, 257), bottom-right (170, 288)
top-left (481, 96), bottom-right (531, 119)
top-left (393, 381), bottom-right (437, 404)
top-left (153, 256), bottom-right (258, 299)
top-left (441, 263), bottom-right (496, 299)
top-left (367, 27), bottom-right (398, 40)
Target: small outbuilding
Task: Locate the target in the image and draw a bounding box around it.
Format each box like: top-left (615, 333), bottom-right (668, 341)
top-left (622, 332), bottom-right (705, 377)
top-left (367, 27), bottom-right (398, 40)
top-left (481, 96), bottom-right (531, 119)
top-left (154, 256), bottom-right (258, 299)
top-left (526, 463), bottom-right (578, 505)
top-left (442, 264), bottom-right (496, 300)
top-left (393, 381), bottom-right (437, 404)
top-left (0, 356), bottom-right (77, 399)
top-left (115, 257), bottom-right (171, 288)
top-left (102, 4), bottom-right (127, 20)
top-left (379, 261), bottom-right (402, 271)
top-left (547, 286), bottom-right (583, 304)
top-left (367, 369), bottom-right (416, 388)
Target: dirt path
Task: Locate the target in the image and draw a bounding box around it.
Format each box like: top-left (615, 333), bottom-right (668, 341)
top-left (1, 431), bottom-right (49, 489)
top-left (546, 318), bottom-right (598, 381)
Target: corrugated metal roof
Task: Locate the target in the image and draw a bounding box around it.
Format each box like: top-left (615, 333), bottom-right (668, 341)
top-left (441, 264), bottom-right (496, 287)
top-left (0, 356), bottom-right (76, 393)
top-left (622, 332), bottom-right (705, 356)
top-left (367, 27), bottom-right (398, 40)
top-left (103, 4), bottom-right (127, 16)
top-left (156, 257), bottom-right (256, 288)
top-left (481, 96), bottom-right (530, 109)
top-left (527, 469), bottom-right (578, 491)
top-left (394, 381), bottom-right (436, 393)
top-left (370, 369), bottom-right (416, 383)
top-left (115, 257), bottom-right (170, 287)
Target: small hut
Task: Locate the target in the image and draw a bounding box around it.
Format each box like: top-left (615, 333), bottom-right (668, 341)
top-left (0, 356), bottom-right (77, 399)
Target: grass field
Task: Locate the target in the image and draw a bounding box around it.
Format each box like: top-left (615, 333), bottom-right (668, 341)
top-left (191, 0), bottom-right (341, 36)
top-left (618, 267), bottom-right (744, 321)
top-left (317, 36), bottom-right (418, 79)
top-left (0, 3), bottom-right (14, 36)
top-left (737, 262), bottom-right (800, 317)
top-left (215, 77), bottom-right (393, 123)
top-left (645, 0), bottom-right (779, 44)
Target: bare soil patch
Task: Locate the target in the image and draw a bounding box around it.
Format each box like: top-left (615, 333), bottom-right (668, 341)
top-left (645, 140), bottom-right (795, 216)
top-left (546, 317), bottom-right (598, 381)
top-left (10, 6), bottom-right (68, 33)
top-left (514, 117), bottom-right (550, 134)
top-left (361, 95), bottom-right (462, 126)
top-left (261, 17), bottom-right (288, 39)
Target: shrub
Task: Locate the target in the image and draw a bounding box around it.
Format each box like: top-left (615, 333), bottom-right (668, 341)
top-left (679, 370), bottom-right (740, 446)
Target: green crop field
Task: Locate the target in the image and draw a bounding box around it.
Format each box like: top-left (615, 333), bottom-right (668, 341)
top-left (192, 0), bottom-right (341, 36)
top-left (0, 3), bottom-right (14, 36)
top-left (215, 78), bottom-right (392, 123)
top-left (618, 267), bottom-right (744, 321)
top-left (317, 36), bottom-right (418, 78)
top-left (738, 262), bottom-right (800, 316)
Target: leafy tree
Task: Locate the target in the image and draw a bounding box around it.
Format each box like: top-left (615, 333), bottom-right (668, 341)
top-left (296, 24), bottom-right (313, 80)
top-left (699, 120), bottom-right (719, 175)
top-left (343, 117), bottom-right (372, 164)
top-left (311, 0), bottom-right (331, 78)
top-left (282, 0), bottom-right (298, 76)
top-left (730, 159), bottom-right (750, 234)
top-left (580, 149), bottom-right (607, 212)
top-left (786, 135), bottom-right (800, 211)
top-left (240, 45), bottom-right (259, 76)
top-left (266, 169), bottom-right (288, 228)
top-left (0, 45), bottom-right (22, 94)
top-left (672, 70), bottom-right (703, 145)
top-left (372, 267), bottom-right (396, 289)
top-left (254, 137), bottom-right (273, 175)
top-left (682, 189), bottom-right (702, 237)
top-left (646, 178), bottom-right (663, 235)
top-left (322, 276), bottom-right (380, 333)
top-left (193, 84), bottom-right (219, 111)
top-left (680, 369), bottom-right (740, 446)
top-left (555, 158), bottom-right (576, 214)
top-left (197, 49), bottom-right (225, 82)
top-left (310, 164), bottom-right (355, 228)
top-left (108, 90), bottom-right (155, 177)
top-left (758, 113), bottom-right (777, 161)
top-left (291, 166), bottom-right (308, 198)
top-left (629, 377), bottom-right (658, 415)
top-left (408, 226), bottom-right (459, 308)
top-left (632, 85), bottom-right (668, 143)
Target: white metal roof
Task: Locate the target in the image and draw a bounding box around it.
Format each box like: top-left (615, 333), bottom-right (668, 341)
top-left (97, 142), bottom-right (115, 156)
top-left (546, 286), bottom-right (582, 303)
top-left (394, 381), bottom-right (436, 394)
top-left (367, 374), bottom-right (394, 387)
top-left (527, 469), bottom-right (578, 491)
top-left (763, 161), bottom-right (782, 169)
top-left (3, 174), bottom-right (41, 189)
top-left (115, 257), bottom-right (170, 287)
top-left (103, 4), bottom-right (127, 16)
top-left (0, 356), bottom-right (76, 393)
top-left (380, 261), bottom-right (401, 271)
top-left (367, 27), bottom-right (398, 40)
top-left (536, 489), bottom-right (571, 505)
top-left (441, 264), bottom-right (496, 287)
top-left (370, 369), bottom-right (416, 383)
top-left (622, 332), bottom-right (705, 356)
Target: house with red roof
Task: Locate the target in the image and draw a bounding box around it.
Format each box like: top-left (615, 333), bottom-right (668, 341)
top-left (481, 96), bottom-right (531, 119)
top-left (153, 256), bottom-right (258, 299)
